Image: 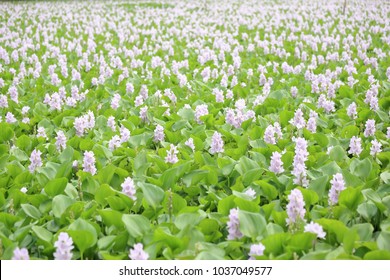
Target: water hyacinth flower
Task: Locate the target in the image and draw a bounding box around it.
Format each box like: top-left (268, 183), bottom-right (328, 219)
top-left (364, 119), bottom-right (376, 137)
top-left (37, 126), bottom-right (48, 139)
top-left (153, 124), bottom-right (165, 142)
top-left (120, 125), bottom-right (130, 143)
top-left (165, 144), bottom-right (179, 164)
top-left (121, 177), bottom-right (136, 200)
top-left (55, 130), bottom-right (67, 151)
top-left (328, 173), bottom-right (346, 206)
top-left (292, 137), bottom-right (309, 187)
top-left (53, 232), bottom-right (74, 260)
top-left (129, 243), bottom-right (149, 260)
top-left (107, 116), bottom-right (116, 131)
top-left (210, 131), bottom-right (224, 154)
top-left (306, 110), bottom-right (318, 133)
top-left (29, 149), bottom-right (42, 173)
top-left (370, 139), bottom-right (382, 157)
top-left (304, 221), bottom-right (326, 239)
top-left (286, 188), bottom-right (306, 227)
top-left (244, 188), bottom-right (256, 199)
top-left (195, 104), bottom-right (208, 124)
top-left (185, 137), bottom-right (195, 151)
top-left (248, 243), bottom-right (265, 260)
top-left (227, 208), bottom-right (243, 240)
top-left (82, 151), bottom-right (97, 175)
top-left (290, 108), bottom-right (306, 129)
top-left (347, 102), bottom-right (357, 119)
top-left (12, 247), bottom-right (30, 260)
top-left (6, 112), bottom-right (17, 123)
top-left (349, 136), bottom-right (363, 157)
top-left (269, 151), bottom-right (284, 174)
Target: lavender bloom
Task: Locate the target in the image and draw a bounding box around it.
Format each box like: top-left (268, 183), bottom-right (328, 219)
top-left (12, 247), bottom-right (30, 260)
top-left (37, 127), bottom-right (48, 139)
top-left (120, 125), bottom-right (130, 143)
top-left (227, 208), bottom-right (243, 240)
top-left (349, 136), bottom-right (363, 157)
top-left (153, 124), bottom-right (165, 142)
top-left (108, 135), bottom-right (121, 151)
top-left (248, 243), bottom-right (265, 260)
top-left (290, 108), bottom-right (306, 129)
top-left (195, 104), bottom-right (208, 124)
top-left (244, 188), bottom-right (256, 199)
top-left (364, 119), bottom-right (376, 137)
top-left (291, 86), bottom-right (298, 98)
top-left (269, 151), bottom-right (284, 174)
top-left (140, 106), bottom-right (148, 122)
top-left (185, 137), bottom-right (195, 151)
top-left (264, 125), bottom-right (276, 144)
top-left (210, 131), bottom-right (224, 154)
top-left (111, 93), bottom-right (121, 109)
top-left (54, 232), bottom-right (74, 260)
top-left (387, 127), bottom-right (390, 139)
top-left (328, 173), bottom-right (346, 206)
top-left (74, 111), bottom-right (95, 136)
top-left (306, 110), bottom-right (318, 133)
top-left (347, 102), bottom-right (357, 119)
top-left (6, 112), bottom-right (17, 123)
top-left (55, 130), bottom-right (67, 151)
top-left (107, 116), bottom-right (116, 131)
top-left (121, 177), bottom-right (136, 200)
top-left (292, 137), bottom-right (309, 187)
top-left (129, 243), bottom-right (149, 260)
top-left (82, 151), bottom-right (97, 175)
top-left (0, 94), bottom-right (8, 108)
top-left (165, 144), bottom-right (179, 164)
top-left (286, 189), bottom-right (306, 226)
top-left (304, 221), bottom-right (326, 239)
top-left (29, 149), bottom-right (42, 173)
top-left (370, 139), bottom-right (382, 156)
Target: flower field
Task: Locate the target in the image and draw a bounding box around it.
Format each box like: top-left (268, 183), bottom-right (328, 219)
top-left (1, 0), bottom-right (390, 260)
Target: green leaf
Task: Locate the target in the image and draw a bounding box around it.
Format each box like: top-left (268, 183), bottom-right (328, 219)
top-left (339, 187), bottom-right (364, 211)
top-left (319, 161), bottom-right (341, 176)
top-left (217, 195), bottom-right (235, 216)
top-left (255, 180), bottom-right (278, 200)
top-left (351, 223), bottom-right (374, 241)
top-left (343, 229), bottom-right (359, 254)
top-left (44, 177), bottom-right (68, 198)
top-left (262, 233), bottom-right (289, 255)
top-left (139, 182), bottom-right (165, 209)
top-left (21, 204), bottom-right (41, 219)
top-left (350, 158), bottom-right (372, 179)
top-left (288, 232), bottom-right (316, 252)
top-left (317, 218), bottom-right (348, 244)
top-left (16, 135), bottom-right (32, 151)
top-left (364, 250), bottom-right (390, 260)
top-left (0, 123), bottom-right (14, 143)
top-left (95, 184), bottom-right (116, 206)
top-left (68, 218), bottom-right (98, 254)
top-left (52, 195), bottom-right (74, 218)
top-left (32, 225), bottom-right (53, 244)
top-left (98, 209), bottom-right (124, 229)
top-left (238, 209), bottom-right (267, 239)
top-left (97, 164), bottom-right (116, 184)
top-left (182, 170), bottom-right (208, 188)
top-left (122, 214), bottom-right (151, 238)
top-left (308, 175), bottom-right (328, 199)
top-left (329, 145), bottom-right (346, 162)
top-left (377, 232), bottom-right (390, 251)
top-left (357, 202), bottom-right (377, 220)
top-left (298, 187), bottom-right (319, 206)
